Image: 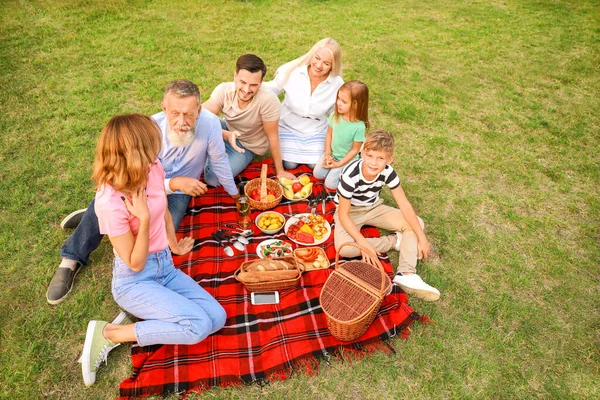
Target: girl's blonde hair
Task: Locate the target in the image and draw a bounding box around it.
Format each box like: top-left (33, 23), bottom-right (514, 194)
top-left (92, 114), bottom-right (162, 193)
top-left (333, 80), bottom-right (370, 129)
top-left (275, 38), bottom-right (343, 86)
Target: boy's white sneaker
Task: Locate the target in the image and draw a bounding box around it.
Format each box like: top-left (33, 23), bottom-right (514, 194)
top-left (393, 273), bottom-right (440, 302)
top-left (394, 217), bottom-right (425, 251)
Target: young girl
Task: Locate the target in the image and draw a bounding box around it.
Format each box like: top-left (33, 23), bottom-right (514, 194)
top-left (81, 114), bottom-right (226, 386)
top-left (313, 80), bottom-right (369, 190)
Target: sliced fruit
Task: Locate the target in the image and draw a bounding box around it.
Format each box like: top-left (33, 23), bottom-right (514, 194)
top-left (297, 231), bottom-right (315, 244)
top-left (299, 224), bottom-right (314, 235)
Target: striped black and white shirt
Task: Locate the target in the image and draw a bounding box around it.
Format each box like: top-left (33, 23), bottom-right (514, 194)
top-left (335, 159), bottom-right (401, 206)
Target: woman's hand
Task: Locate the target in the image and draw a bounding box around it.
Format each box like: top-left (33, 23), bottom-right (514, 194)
top-left (122, 187), bottom-right (150, 222)
top-left (171, 236), bottom-right (194, 255)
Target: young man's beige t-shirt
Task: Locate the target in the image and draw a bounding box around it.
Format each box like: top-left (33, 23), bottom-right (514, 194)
top-left (209, 82), bottom-right (280, 156)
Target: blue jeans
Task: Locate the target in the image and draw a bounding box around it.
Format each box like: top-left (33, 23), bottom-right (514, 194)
top-left (111, 248), bottom-right (226, 346)
top-left (204, 118), bottom-right (255, 187)
top-left (282, 160), bottom-right (316, 170)
top-left (204, 139), bottom-right (255, 187)
top-left (312, 154), bottom-right (346, 191)
top-left (60, 194), bottom-right (191, 266)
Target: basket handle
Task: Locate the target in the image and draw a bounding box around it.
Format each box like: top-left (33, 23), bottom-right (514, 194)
top-left (335, 242), bottom-right (388, 295)
top-left (260, 164), bottom-right (268, 202)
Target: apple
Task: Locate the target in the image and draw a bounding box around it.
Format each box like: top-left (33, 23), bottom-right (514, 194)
top-left (292, 182), bottom-right (303, 193)
top-left (249, 189), bottom-right (261, 201)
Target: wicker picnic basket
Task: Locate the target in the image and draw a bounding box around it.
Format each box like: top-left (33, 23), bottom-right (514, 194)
top-left (320, 243), bottom-right (392, 341)
top-left (245, 164), bottom-right (282, 211)
top-left (234, 256), bottom-right (303, 292)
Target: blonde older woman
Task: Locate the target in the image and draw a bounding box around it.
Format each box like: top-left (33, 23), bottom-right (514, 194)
top-left (264, 38), bottom-right (344, 169)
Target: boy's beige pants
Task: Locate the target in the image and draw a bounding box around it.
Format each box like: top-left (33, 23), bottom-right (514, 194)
top-left (333, 199), bottom-right (419, 274)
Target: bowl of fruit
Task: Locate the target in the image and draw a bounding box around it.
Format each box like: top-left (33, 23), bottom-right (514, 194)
top-left (279, 174), bottom-right (313, 201)
top-left (256, 211), bottom-right (286, 235)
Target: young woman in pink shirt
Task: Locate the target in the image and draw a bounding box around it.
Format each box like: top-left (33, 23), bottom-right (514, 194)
top-left (81, 114), bottom-right (226, 386)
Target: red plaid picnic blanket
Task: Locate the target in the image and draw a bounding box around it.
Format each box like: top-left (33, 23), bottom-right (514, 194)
top-left (118, 161), bottom-right (421, 399)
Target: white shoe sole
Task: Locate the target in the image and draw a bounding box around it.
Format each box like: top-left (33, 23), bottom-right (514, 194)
top-left (60, 208), bottom-right (87, 230)
top-left (81, 321), bottom-right (98, 386)
top-left (395, 283), bottom-right (440, 302)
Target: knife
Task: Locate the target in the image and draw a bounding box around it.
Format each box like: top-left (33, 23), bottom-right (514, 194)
top-left (304, 193), bottom-right (315, 213)
top-left (321, 190), bottom-right (327, 214)
top-left (310, 193), bottom-right (318, 215)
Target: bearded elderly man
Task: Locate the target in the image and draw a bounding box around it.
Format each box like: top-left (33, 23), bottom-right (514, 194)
top-left (202, 54), bottom-right (296, 185)
top-left (46, 80), bottom-right (237, 305)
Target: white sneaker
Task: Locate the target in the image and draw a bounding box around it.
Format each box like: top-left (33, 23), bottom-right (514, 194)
top-left (393, 273), bottom-right (440, 302)
top-left (394, 217), bottom-right (425, 251)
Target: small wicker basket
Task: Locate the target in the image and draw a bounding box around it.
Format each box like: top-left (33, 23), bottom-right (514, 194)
top-left (245, 164), bottom-right (282, 210)
top-left (234, 256), bottom-right (303, 292)
top-left (320, 242), bottom-right (392, 342)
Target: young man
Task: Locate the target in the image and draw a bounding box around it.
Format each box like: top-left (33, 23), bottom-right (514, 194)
top-left (46, 80), bottom-right (238, 305)
top-left (202, 54), bottom-right (296, 184)
top-left (334, 129), bottom-right (440, 301)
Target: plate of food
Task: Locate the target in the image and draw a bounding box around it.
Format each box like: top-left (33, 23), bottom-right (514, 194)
top-left (279, 175), bottom-right (313, 201)
top-left (294, 247), bottom-right (331, 271)
top-left (256, 239), bottom-right (294, 259)
top-left (284, 213), bottom-right (331, 245)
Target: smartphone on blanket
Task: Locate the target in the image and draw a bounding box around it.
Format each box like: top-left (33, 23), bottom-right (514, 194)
top-left (251, 291), bottom-right (280, 305)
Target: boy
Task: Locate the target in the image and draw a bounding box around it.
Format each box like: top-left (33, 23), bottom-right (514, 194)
top-left (334, 129), bottom-right (440, 301)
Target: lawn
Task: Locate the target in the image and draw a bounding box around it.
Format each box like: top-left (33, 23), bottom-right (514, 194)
top-left (1, 0), bottom-right (599, 398)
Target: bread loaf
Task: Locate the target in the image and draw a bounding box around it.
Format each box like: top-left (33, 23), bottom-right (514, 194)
top-left (244, 260), bottom-right (294, 272)
top-left (237, 270), bottom-right (299, 283)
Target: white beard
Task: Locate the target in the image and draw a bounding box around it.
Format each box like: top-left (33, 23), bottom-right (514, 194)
top-left (167, 125), bottom-right (195, 147)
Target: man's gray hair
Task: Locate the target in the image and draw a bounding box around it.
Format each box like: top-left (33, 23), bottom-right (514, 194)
top-left (163, 80), bottom-right (201, 103)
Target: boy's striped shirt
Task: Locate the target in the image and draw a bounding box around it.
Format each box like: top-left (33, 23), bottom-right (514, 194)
top-left (335, 159), bottom-right (400, 206)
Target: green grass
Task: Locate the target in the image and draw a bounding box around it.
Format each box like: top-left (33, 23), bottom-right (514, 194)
top-left (1, 0), bottom-right (599, 398)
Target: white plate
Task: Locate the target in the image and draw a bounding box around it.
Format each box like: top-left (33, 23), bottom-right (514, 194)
top-left (284, 213), bottom-right (332, 246)
top-left (256, 239), bottom-right (294, 259)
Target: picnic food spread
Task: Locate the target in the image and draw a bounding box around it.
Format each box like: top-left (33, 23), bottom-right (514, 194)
top-left (257, 239), bottom-right (293, 259)
top-left (279, 175), bottom-right (313, 200)
top-left (294, 247), bottom-right (330, 270)
top-left (257, 212), bottom-right (284, 231)
top-left (235, 256), bottom-right (302, 291)
top-left (286, 214), bottom-right (330, 244)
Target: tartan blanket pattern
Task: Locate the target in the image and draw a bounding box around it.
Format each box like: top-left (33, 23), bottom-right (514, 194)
top-left (119, 161), bottom-right (420, 399)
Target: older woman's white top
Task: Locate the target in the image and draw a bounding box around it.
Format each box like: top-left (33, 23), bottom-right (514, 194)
top-left (264, 64), bottom-right (344, 164)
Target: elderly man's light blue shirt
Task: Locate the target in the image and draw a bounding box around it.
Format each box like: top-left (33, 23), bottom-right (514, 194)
top-left (152, 109), bottom-right (238, 196)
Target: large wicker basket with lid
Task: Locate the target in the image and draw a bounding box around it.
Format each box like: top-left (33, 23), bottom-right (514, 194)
top-left (320, 242), bottom-right (392, 341)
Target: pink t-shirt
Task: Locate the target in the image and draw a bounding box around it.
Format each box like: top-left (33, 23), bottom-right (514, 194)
top-left (95, 161), bottom-right (169, 255)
